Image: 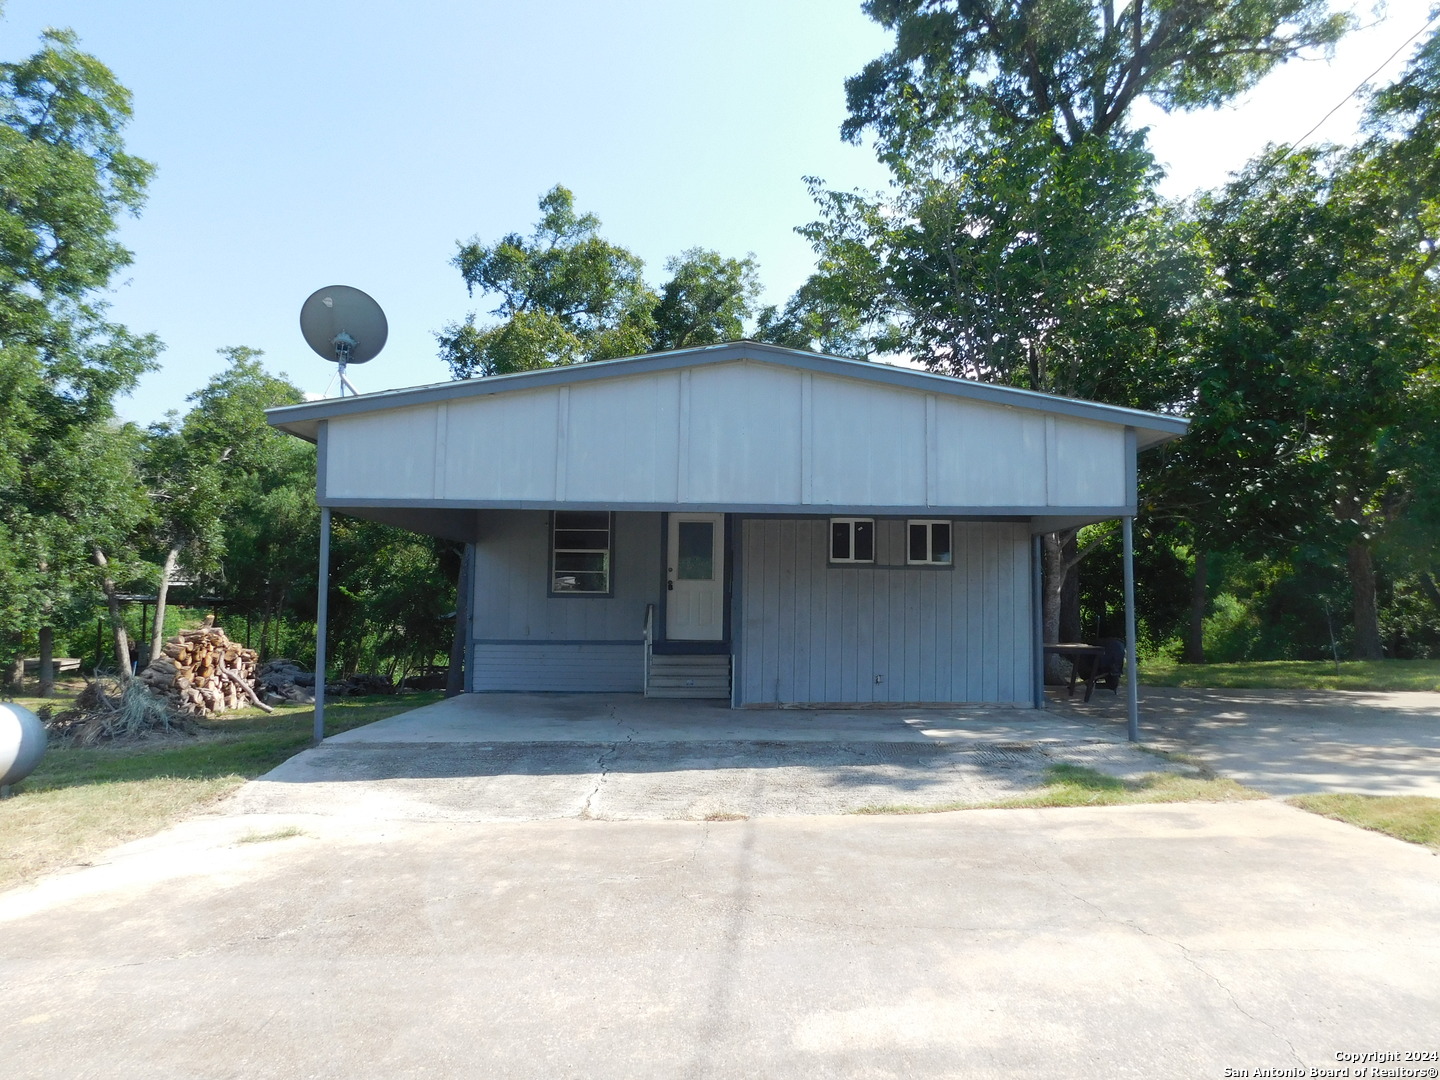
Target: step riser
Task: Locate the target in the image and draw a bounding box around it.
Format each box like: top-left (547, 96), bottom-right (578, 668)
top-left (646, 653), bottom-right (731, 699)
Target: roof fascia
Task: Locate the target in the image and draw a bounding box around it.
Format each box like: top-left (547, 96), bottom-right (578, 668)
top-left (265, 340), bottom-right (1189, 445)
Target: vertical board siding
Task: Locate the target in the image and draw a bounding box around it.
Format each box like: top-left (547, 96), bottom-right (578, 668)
top-left (323, 362), bottom-right (1134, 513)
top-left (470, 510), bottom-right (660, 692)
top-left (738, 517), bottom-right (1032, 706)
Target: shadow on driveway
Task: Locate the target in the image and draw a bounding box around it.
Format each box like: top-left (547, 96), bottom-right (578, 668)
top-left (1048, 685), bottom-right (1440, 796)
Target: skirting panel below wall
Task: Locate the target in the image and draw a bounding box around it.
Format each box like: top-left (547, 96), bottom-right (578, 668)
top-left (471, 643), bottom-right (643, 693)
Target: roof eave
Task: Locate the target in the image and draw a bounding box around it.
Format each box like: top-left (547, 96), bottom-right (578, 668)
top-left (264, 340), bottom-right (1190, 445)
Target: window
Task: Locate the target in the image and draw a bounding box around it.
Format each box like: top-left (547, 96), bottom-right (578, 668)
top-left (551, 511), bottom-right (612, 595)
top-left (907, 520), bottom-right (952, 566)
top-left (830, 518), bottom-right (875, 563)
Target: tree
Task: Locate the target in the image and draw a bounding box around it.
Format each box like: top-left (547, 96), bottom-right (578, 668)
top-left (437, 185), bottom-right (655, 377)
top-left (844, 0), bottom-right (1349, 163)
top-left (1182, 128), bottom-right (1440, 659)
top-left (181, 351), bottom-right (317, 661)
top-left (0, 25), bottom-right (160, 688)
top-left (799, 0), bottom-right (1348, 662)
top-left (650, 248), bottom-right (761, 351)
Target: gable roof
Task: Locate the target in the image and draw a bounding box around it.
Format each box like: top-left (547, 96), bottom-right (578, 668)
top-left (267, 339), bottom-right (1188, 449)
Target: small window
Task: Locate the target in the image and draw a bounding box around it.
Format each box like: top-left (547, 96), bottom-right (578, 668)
top-left (907, 520), bottom-right (952, 565)
top-left (830, 518), bottom-right (875, 563)
top-left (552, 511), bottom-right (612, 595)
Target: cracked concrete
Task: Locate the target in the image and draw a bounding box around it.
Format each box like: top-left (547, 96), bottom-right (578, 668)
top-left (2, 801), bottom-right (1437, 1078)
top-left (5, 692), bottom-right (1438, 1075)
top-left (228, 693), bottom-right (1182, 822)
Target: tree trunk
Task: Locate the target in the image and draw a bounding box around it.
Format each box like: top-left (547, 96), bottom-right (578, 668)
top-left (1183, 550), bottom-right (1207, 664)
top-left (259, 603), bottom-right (272, 663)
top-left (150, 544), bottom-right (181, 662)
top-left (37, 626), bottom-right (54, 697)
top-left (4, 654), bottom-right (23, 694)
top-left (93, 547), bottom-right (133, 679)
top-left (446, 544), bottom-right (474, 698)
top-left (1347, 542), bottom-right (1384, 660)
top-left (1419, 572), bottom-right (1440, 614)
top-left (1041, 532), bottom-right (1068, 683)
top-left (1060, 533), bottom-right (1082, 642)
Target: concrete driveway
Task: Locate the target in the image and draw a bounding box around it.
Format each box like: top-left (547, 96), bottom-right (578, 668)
top-left (2, 800), bottom-right (1437, 1079)
top-left (6, 691), bottom-right (1439, 1077)
top-left (229, 693), bottom-right (1182, 822)
top-left (1050, 686), bottom-right (1440, 796)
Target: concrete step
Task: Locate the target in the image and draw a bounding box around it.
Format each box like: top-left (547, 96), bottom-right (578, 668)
top-left (645, 653), bottom-right (731, 699)
top-left (644, 686), bottom-right (731, 698)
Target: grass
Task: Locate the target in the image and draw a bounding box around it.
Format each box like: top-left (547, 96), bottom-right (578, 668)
top-left (237, 825), bottom-right (308, 844)
top-left (851, 762), bottom-right (1266, 816)
top-left (0, 688), bottom-right (442, 893)
top-left (1287, 793), bottom-right (1440, 851)
top-left (1140, 658), bottom-right (1440, 692)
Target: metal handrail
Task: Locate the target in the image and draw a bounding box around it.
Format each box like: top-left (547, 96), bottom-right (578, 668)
top-left (642, 603), bottom-right (655, 695)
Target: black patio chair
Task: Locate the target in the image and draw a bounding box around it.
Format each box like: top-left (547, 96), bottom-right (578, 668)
top-left (1068, 638), bottom-right (1126, 703)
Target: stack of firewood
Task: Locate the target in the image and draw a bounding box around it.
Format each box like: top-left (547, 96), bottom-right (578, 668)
top-left (137, 618), bottom-right (272, 717)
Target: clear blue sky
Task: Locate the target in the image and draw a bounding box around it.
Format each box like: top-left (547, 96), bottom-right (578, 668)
top-left (2, 0), bottom-right (1432, 423)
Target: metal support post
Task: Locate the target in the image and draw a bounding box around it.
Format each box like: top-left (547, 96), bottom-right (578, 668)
top-left (1032, 532), bottom-right (1045, 709)
top-left (1122, 515), bottom-right (1140, 743)
top-left (314, 505), bottom-right (331, 745)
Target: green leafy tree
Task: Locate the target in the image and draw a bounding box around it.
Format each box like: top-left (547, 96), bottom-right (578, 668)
top-left (1181, 126), bottom-right (1440, 659)
top-left (799, 0), bottom-right (1348, 661)
top-left (437, 185), bottom-right (655, 377)
top-left (180, 350), bottom-right (318, 661)
top-left (0, 25), bottom-right (160, 688)
top-left (650, 248), bottom-right (761, 351)
top-left (845, 0), bottom-right (1349, 164)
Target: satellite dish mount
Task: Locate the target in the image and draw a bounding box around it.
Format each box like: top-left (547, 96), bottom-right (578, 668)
top-left (299, 286), bottom-right (388, 397)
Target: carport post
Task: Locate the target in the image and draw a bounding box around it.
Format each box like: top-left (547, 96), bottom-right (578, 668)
top-left (1032, 533), bottom-right (1044, 710)
top-left (314, 506), bottom-right (331, 745)
top-left (1122, 515), bottom-right (1139, 743)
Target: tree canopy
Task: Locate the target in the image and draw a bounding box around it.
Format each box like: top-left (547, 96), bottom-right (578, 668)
top-left (845, 0), bottom-right (1350, 162)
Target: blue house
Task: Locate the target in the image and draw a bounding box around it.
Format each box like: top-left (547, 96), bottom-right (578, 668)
top-left (268, 341), bottom-right (1186, 712)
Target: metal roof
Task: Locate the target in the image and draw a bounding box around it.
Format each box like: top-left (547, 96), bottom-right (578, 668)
top-left (266, 340), bottom-right (1189, 449)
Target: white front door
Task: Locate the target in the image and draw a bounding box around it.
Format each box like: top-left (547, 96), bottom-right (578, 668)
top-left (666, 513), bottom-right (725, 641)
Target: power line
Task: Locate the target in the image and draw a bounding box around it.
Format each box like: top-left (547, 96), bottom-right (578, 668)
top-left (1284, 10), bottom-right (1440, 154)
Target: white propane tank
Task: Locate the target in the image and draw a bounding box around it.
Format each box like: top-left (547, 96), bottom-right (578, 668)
top-left (0, 702), bottom-right (47, 793)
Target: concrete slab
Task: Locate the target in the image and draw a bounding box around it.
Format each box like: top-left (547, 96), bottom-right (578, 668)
top-left (323, 692), bottom-right (1110, 746)
top-left (1050, 686), bottom-right (1440, 796)
top-left (2, 801), bottom-right (1436, 1079)
top-left (236, 694), bottom-right (1174, 822)
top-left (230, 739), bottom-right (1174, 822)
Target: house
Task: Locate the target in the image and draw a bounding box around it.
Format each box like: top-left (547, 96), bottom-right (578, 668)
top-left (266, 341), bottom-right (1186, 718)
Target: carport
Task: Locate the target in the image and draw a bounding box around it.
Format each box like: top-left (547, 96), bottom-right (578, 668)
top-left (265, 340), bottom-right (1187, 740)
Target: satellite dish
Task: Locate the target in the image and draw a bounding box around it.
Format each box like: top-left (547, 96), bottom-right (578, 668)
top-left (299, 285), bottom-right (388, 397)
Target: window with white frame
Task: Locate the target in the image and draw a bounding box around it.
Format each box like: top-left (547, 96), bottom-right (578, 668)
top-left (907, 520), bottom-right (953, 565)
top-left (551, 511), bottom-right (612, 594)
top-left (830, 518), bottom-right (875, 563)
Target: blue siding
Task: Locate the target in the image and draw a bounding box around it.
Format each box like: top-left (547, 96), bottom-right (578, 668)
top-left (470, 510), bottom-right (660, 692)
top-left (737, 518), bottom-right (1032, 706)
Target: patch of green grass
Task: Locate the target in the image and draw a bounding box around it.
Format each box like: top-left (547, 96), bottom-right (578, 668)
top-left (1287, 793), bottom-right (1440, 850)
top-left (237, 825), bottom-right (308, 844)
top-left (0, 692), bottom-right (442, 893)
top-left (1140, 658), bottom-right (1440, 692)
top-left (851, 762), bottom-right (1266, 816)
